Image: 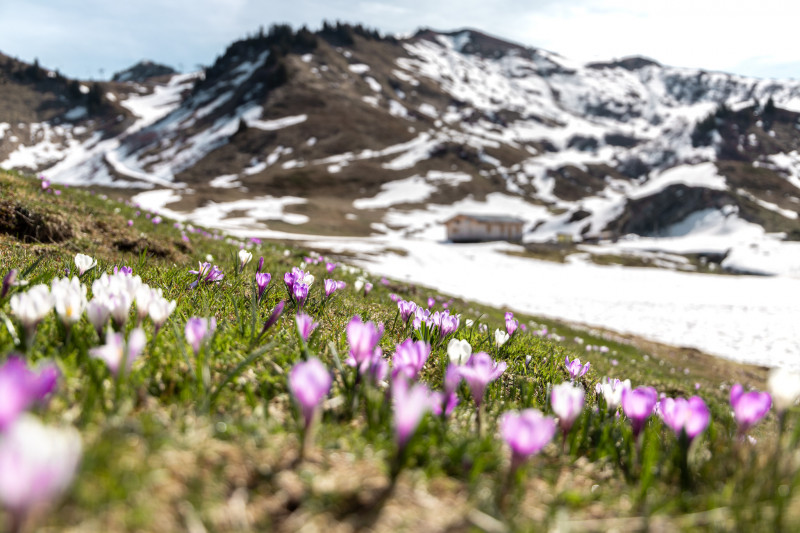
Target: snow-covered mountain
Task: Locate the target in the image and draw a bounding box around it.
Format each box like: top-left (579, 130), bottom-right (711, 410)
top-left (4, 24), bottom-right (800, 275)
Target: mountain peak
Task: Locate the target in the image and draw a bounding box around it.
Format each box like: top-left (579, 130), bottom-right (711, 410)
top-left (413, 27), bottom-right (532, 58)
top-left (112, 60), bottom-right (177, 82)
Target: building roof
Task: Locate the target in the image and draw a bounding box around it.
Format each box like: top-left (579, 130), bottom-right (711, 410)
top-left (445, 213), bottom-right (526, 224)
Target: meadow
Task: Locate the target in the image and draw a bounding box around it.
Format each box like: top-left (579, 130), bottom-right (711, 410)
top-left (0, 170), bottom-right (798, 532)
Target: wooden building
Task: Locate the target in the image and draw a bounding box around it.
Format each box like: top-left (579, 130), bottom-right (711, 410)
top-left (444, 214), bottom-right (525, 242)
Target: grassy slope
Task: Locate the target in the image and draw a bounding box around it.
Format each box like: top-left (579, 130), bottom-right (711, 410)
top-left (0, 170), bottom-right (796, 532)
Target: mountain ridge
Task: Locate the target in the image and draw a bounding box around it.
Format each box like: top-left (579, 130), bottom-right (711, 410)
top-left (3, 23), bottom-right (800, 275)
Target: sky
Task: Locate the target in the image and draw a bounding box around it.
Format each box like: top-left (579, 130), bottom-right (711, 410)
top-left (1, 0), bottom-right (799, 81)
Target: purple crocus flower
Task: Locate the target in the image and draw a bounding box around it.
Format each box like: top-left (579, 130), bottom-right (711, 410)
top-left (189, 262), bottom-right (224, 288)
top-left (430, 364), bottom-right (462, 418)
top-left (427, 297), bottom-right (435, 309)
top-left (184, 317), bottom-right (216, 355)
top-left (295, 313), bottom-right (318, 342)
top-left (293, 283), bottom-right (309, 308)
top-left (392, 339), bottom-right (431, 380)
top-left (730, 384), bottom-right (772, 434)
top-left (113, 265), bottom-right (133, 276)
top-left (458, 352), bottom-right (507, 408)
top-left (345, 316), bottom-right (384, 373)
top-left (0, 357), bottom-right (59, 431)
top-left (621, 386), bottom-right (658, 438)
top-left (260, 301), bottom-right (285, 337)
top-left (565, 355), bottom-right (590, 380)
top-left (398, 300), bottom-right (418, 323)
top-left (435, 311), bottom-right (460, 338)
top-left (288, 358), bottom-right (331, 429)
top-left (500, 409), bottom-right (557, 471)
top-left (505, 312), bottom-right (518, 336)
top-left (255, 272), bottom-right (271, 302)
top-left (363, 282), bottom-right (373, 296)
top-left (326, 262), bottom-right (337, 273)
top-left (658, 396), bottom-right (710, 441)
top-left (2, 269), bottom-right (19, 299)
top-left (324, 279), bottom-right (340, 298)
top-left (392, 377), bottom-right (431, 450)
top-left (550, 382), bottom-right (585, 434)
top-left (256, 256), bottom-right (264, 274)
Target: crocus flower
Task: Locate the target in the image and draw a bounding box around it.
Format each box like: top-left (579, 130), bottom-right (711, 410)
top-left (438, 312), bottom-right (459, 338)
top-left (288, 358), bottom-right (331, 429)
top-left (550, 382), bottom-right (585, 434)
top-left (74, 253), bottom-right (96, 275)
top-left (565, 355), bottom-right (591, 380)
top-left (134, 285), bottom-right (159, 324)
top-left (86, 298), bottom-right (111, 337)
top-left (0, 357), bottom-right (59, 431)
top-left (9, 284), bottom-right (53, 339)
top-left (1, 269), bottom-right (19, 299)
top-left (50, 276), bottom-right (87, 328)
top-left (259, 301), bottom-right (285, 337)
top-left (89, 328), bottom-right (147, 377)
top-left (505, 314), bottom-right (519, 336)
top-left (324, 279), bottom-right (340, 298)
top-left (113, 265), bottom-right (133, 275)
top-left (392, 339), bottom-right (431, 380)
top-left (184, 317), bottom-right (216, 355)
top-left (295, 313), bottom-right (318, 342)
top-left (326, 262), bottom-right (337, 273)
top-left (293, 283), bottom-right (309, 308)
top-left (494, 329), bottom-right (509, 348)
top-left (501, 409), bottom-right (557, 470)
top-left (659, 396), bottom-right (710, 441)
top-left (621, 386), bottom-right (658, 438)
top-left (256, 256), bottom-right (264, 273)
top-left (363, 281), bottom-right (373, 296)
top-left (427, 297), bottom-right (435, 309)
top-left (398, 300), bottom-right (418, 323)
top-left (447, 338), bottom-right (472, 366)
top-left (432, 365), bottom-right (461, 417)
top-left (255, 272), bottom-right (271, 303)
top-left (392, 377), bottom-right (431, 450)
top-left (0, 415), bottom-right (82, 522)
top-left (596, 377), bottom-right (631, 412)
top-left (730, 384), bottom-right (772, 435)
top-left (459, 352), bottom-right (507, 408)
top-left (148, 296), bottom-right (177, 334)
top-left (189, 262), bottom-right (224, 287)
top-left (238, 249), bottom-right (253, 271)
top-left (346, 316), bottom-right (384, 372)
top-left (767, 367), bottom-right (800, 414)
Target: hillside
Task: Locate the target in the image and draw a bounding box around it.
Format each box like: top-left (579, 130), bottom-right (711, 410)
top-left (3, 25), bottom-right (800, 274)
top-left (2, 168), bottom-right (797, 532)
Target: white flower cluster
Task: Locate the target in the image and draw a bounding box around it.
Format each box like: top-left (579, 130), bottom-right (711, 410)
top-left (9, 254), bottom-right (177, 340)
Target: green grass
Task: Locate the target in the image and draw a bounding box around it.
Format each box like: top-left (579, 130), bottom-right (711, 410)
top-left (0, 170), bottom-right (797, 531)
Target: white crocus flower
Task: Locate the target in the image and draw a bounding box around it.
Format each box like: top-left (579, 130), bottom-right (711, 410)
top-left (148, 296), bottom-right (177, 334)
top-left (89, 328), bottom-right (147, 376)
top-left (494, 328), bottom-right (510, 348)
top-left (135, 286), bottom-right (160, 324)
top-left (447, 338), bottom-right (472, 365)
top-left (86, 298), bottom-right (112, 337)
top-left (0, 415), bottom-right (82, 516)
top-left (768, 367), bottom-right (800, 413)
top-left (9, 284), bottom-right (53, 337)
top-left (238, 249), bottom-right (253, 271)
top-left (50, 277), bottom-right (87, 327)
top-left (73, 253), bottom-right (96, 276)
top-left (598, 377), bottom-right (631, 412)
